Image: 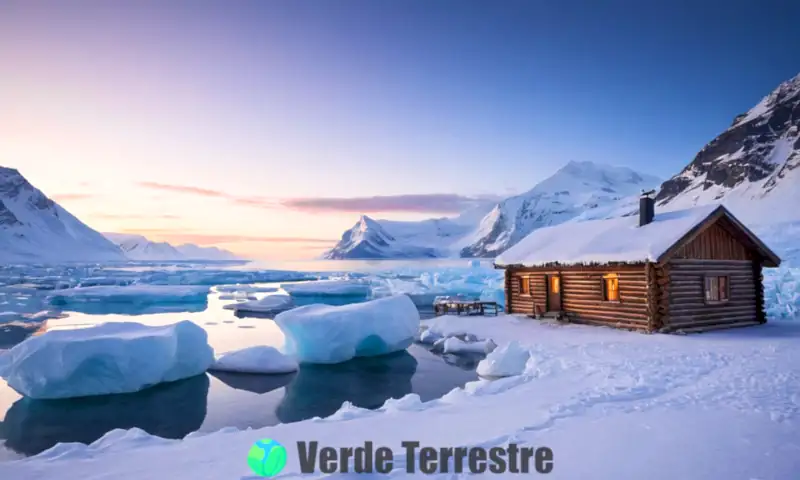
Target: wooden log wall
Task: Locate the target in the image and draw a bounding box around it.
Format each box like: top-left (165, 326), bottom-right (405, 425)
top-left (561, 267), bottom-right (650, 331)
top-left (753, 262), bottom-right (766, 324)
top-left (662, 259), bottom-right (758, 332)
top-left (504, 268), bottom-right (512, 314)
top-left (671, 220), bottom-right (753, 261)
top-left (508, 271), bottom-right (547, 316)
top-left (508, 265), bottom-right (651, 331)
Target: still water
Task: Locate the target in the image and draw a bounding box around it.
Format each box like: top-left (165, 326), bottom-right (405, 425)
top-left (0, 281), bottom-right (481, 459)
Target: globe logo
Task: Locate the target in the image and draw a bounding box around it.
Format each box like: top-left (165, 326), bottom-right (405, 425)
top-left (247, 438), bottom-right (288, 477)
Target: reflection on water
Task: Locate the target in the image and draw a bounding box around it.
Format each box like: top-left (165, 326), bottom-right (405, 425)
top-left (209, 370), bottom-right (295, 394)
top-left (0, 346), bottom-right (477, 457)
top-left (277, 351), bottom-right (417, 423)
top-left (0, 274), bottom-right (483, 458)
top-left (0, 374), bottom-right (209, 456)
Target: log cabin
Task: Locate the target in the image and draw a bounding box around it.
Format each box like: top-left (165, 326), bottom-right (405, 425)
top-left (494, 194), bottom-right (781, 333)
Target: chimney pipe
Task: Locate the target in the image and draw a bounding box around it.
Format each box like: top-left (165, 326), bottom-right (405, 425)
top-left (639, 190), bottom-right (655, 227)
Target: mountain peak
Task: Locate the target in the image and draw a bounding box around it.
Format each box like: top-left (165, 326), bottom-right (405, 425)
top-left (0, 166), bottom-right (124, 262)
top-left (657, 71), bottom-right (800, 216)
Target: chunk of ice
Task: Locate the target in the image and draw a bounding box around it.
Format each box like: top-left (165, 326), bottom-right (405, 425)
top-left (442, 337), bottom-right (496, 354)
top-left (48, 285), bottom-right (210, 306)
top-left (274, 295), bottom-right (420, 364)
top-left (209, 346), bottom-right (298, 374)
top-left (476, 341), bottom-right (530, 377)
top-left (222, 294), bottom-right (294, 313)
top-left (281, 279), bottom-right (371, 297)
top-left (0, 320), bottom-right (214, 399)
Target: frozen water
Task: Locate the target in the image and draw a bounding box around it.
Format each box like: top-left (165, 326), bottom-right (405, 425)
top-left (764, 267), bottom-right (800, 320)
top-left (274, 295), bottom-right (420, 364)
top-left (0, 320), bottom-right (214, 399)
top-left (281, 279), bottom-right (372, 297)
top-left (221, 294), bottom-right (294, 313)
top-left (209, 346), bottom-right (298, 374)
top-left (476, 341), bottom-right (530, 377)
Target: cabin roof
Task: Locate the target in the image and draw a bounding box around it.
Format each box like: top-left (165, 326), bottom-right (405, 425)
top-left (495, 204), bottom-right (781, 268)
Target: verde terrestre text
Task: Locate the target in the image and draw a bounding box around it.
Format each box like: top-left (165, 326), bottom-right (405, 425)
top-left (296, 441), bottom-right (553, 474)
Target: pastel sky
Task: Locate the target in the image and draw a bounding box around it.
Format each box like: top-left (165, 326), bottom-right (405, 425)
top-left (2, 0), bottom-right (799, 259)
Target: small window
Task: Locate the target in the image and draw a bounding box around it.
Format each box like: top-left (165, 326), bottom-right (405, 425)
top-left (550, 275), bottom-right (560, 294)
top-left (603, 273), bottom-right (619, 302)
top-left (705, 276), bottom-right (729, 303)
top-left (519, 276), bottom-right (530, 295)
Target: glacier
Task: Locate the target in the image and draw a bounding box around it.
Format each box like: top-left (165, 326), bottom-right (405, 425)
top-left (281, 279), bottom-right (372, 297)
top-left (273, 295), bottom-right (420, 364)
top-left (0, 320), bottom-right (214, 399)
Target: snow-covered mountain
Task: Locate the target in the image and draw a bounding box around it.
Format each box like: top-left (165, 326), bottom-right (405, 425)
top-left (0, 167), bottom-right (125, 263)
top-left (104, 233), bottom-right (241, 261)
top-left (656, 72), bottom-right (800, 225)
top-left (324, 161), bottom-right (661, 259)
top-left (459, 161), bottom-right (662, 257)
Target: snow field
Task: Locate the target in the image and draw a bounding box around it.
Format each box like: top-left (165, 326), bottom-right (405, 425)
top-left (3, 315), bottom-right (799, 479)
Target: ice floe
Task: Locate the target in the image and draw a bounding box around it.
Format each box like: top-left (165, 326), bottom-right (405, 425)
top-left (209, 346), bottom-right (298, 374)
top-left (0, 320), bottom-right (214, 399)
top-left (274, 295), bottom-right (420, 364)
top-left (221, 294), bottom-right (294, 313)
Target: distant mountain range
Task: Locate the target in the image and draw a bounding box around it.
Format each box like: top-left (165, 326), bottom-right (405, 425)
top-left (326, 71), bottom-right (800, 259)
top-left (325, 161), bottom-right (662, 259)
top-left (103, 233), bottom-right (241, 261)
top-left (6, 71), bottom-right (800, 263)
top-left (0, 167), bottom-right (241, 263)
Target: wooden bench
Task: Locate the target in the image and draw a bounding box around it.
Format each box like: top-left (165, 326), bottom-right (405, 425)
top-left (433, 300), bottom-right (500, 316)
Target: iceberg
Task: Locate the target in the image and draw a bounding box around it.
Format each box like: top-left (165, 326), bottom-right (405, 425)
top-left (222, 294), bottom-right (294, 313)
top-left (0, 320), bottom-right (214, 399)
top-left (281, 279), bottom-right (371, 297)
top-left (209, 346), bottom-right (298, 374)
top-left (476, 341), bottom-right (530, 378)
top-left (273, 295), bottom-right (420, 364)
top-left (48, 285), bottom-right (210, 306)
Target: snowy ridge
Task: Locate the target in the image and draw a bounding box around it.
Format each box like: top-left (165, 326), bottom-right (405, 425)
top-left (0, 167), bottom-right (124, 263)
top-left (460, 161), bottom-right (662, 257)
top-left (325, 161), bottom-right (661, 259)
top-left (104, 233), bottom-right (241, 261)
top-left (656, 72), bottom-right (800, 226)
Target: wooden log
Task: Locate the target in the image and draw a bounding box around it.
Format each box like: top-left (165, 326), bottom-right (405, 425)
top-left (668, 310), bottom-right (757, 323)
top-left (665, 321), bottom-right (761, 334)
top-left (667, 315), bottom-right (759, 328)
top-left (669, 259), bottom-right (753, 265)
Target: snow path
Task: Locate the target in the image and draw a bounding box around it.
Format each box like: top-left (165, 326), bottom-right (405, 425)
top-left (3, 317), bottom-right (799, 479)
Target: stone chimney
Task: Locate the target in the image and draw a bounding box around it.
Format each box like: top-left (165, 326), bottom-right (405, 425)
top-left (639, 190), bottom-right (655, 227)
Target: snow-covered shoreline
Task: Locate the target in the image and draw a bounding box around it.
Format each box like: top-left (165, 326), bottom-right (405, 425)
top-left (2, 314), bottom-right (798, 479)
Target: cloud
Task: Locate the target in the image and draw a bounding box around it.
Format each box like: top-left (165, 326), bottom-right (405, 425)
top-left (117, 228), bottom-right (336, 246)
top-left (281, 194), bottom-right (499, 214)
top-left (50, 193), bottom-right (94, 201)
top-left (137, 181), bottom-right (230, 198)
top-left (137, 181), bottom-right (500, 214)
top-left (90, 213), bottom-right (181, 220)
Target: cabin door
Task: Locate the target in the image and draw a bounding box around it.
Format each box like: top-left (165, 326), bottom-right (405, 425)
top-left (546, 274), bottom-right (562, 312)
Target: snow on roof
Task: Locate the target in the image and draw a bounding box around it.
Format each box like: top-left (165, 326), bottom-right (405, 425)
top-left (495, 204), bottom-right (722, 267)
